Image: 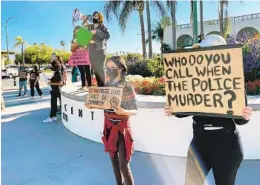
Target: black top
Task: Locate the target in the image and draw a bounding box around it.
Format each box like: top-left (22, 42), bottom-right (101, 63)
top-left (50, 70), bottom-right (62, 91)
top-left (29, 71), bottom-right (39, 81)
top-left (176, 113), bottom-right (249, 132)
top-left (176, 115), bottom-right (249, 131)
top-left (175, 95), bottom-right (249, 131)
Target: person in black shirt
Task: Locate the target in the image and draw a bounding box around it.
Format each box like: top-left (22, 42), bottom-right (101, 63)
top-left (164, 35), bottom-right (253, 185)
top-left (43, 61), bottom-right (62, 123)
top-left (29, 66), bottom-right (42, 99)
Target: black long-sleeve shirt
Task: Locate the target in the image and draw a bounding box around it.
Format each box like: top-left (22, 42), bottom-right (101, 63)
top-left (175, 96), bottom-right (249, 129)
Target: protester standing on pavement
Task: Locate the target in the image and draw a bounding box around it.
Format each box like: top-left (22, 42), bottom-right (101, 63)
top-left (164, 35), bottom-right (253, 185)
top-left (86, 56), bottom-right (137, 185)
top-left (29, 66), bottom-right (43, 99)
top-left (43, 60), bottom-right (62, 123)
top-left (17, 63), bottom-right (28, 97)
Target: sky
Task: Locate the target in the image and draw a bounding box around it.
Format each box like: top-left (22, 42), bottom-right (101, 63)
top-left (1, 0), bottom-right (260, 55)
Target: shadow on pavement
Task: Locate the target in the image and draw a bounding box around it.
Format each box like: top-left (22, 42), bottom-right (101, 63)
top-left (1, 91), bottom-right (260, 185)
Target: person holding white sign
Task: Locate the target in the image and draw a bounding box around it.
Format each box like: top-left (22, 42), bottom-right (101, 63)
top-left (164, 35), bottom-right (253, 185)
top-left (86, 56), bottom-right (138, 185)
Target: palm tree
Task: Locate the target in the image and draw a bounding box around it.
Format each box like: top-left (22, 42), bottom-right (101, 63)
top-left (146, 1), bottom-right (166, 59)
top-left (219, 0), bottom-right (228, 36)
top-left (150, 16), bottom-right (171, 61)
top-left (166, 1), bottom-right (177, 50)
top-left (14, 36), bottom-right (26, 64)
top-left (200, 1), bottom-right (204, 36)
top-left (60, 41), bottom-right (65, 50)
top-left (104, 1), bottom-right (166, 59)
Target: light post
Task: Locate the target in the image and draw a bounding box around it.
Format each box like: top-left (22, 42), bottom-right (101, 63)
top-left (5, 16), bottom-right (15, 61)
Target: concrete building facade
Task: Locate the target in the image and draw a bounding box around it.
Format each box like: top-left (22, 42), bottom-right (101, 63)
top-left (163, 13), bottom-right (260, 48)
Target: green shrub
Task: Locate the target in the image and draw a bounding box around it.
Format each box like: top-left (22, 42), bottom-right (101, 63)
top-left (127, 59), bottom-right (163, 77)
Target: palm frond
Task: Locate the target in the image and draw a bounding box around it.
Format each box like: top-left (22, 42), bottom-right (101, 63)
top-left (151, 1), bottom-right (166, 16)
top-left (119, 1), bottom-right (134, 32)
top-left (14, 36), bottom-right (24, 47)
top-left (166, 0), bottom-right (177, 10)
top-left (104, 1), bottom-right (121, 22)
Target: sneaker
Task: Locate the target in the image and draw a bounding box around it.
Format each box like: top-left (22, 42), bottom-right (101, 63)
top-left (80, 86), bottom-right (88, 91)
top-left (39, 95), bottom-right (43, 98)
top-left (53, 117), bottom-right (57, 121)
top-left (17, 94), bottom-right (21, 97)
top-left (23, 93), bottom-right (27, 96)
top-left (30, 96), bottom-right (35, 99)
top-left (43, 117), bottom-right (54, 123)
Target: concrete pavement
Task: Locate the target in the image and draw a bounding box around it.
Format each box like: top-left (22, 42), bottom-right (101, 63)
top-left (1, 88), bottom-right (260, 185)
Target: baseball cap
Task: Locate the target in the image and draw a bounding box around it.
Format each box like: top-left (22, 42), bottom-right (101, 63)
top-left (198, 35), bottom-right (227, 47)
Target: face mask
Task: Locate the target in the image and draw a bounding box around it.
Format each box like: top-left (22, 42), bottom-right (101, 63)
top-left (93, 18), bottom-right (99, 24)
top-left (106, 68), bottom-right (119, 81)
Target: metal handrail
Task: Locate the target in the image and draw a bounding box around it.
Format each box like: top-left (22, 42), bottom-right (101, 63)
top-left (177, 13), bottom-right (260, 29)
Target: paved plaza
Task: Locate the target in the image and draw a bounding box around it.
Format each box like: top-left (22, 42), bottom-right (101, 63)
top-left (1, 83), bottom-right (260, 185)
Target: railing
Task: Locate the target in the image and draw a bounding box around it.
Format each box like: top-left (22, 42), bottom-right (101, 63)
top-left (176, 13), bottom-right (260, 29)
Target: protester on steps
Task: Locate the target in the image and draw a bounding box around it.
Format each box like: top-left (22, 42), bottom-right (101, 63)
top-left (43, 60), bottom-right (62, 123)
top-left (29, 65), bottom-right (43, 99)
top-left (71, 26), bottom-right (92, 90)
top-left (164, 35), bottom-right (253, 185)
top-left (71, 66), bottom-right (80, 83)
top-left (86, 56), bottom-right (138, 185)
top-left (85, 11), bottom-right (110, 87)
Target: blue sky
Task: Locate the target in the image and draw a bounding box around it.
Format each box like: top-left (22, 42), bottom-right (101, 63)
top-left (1, 1), bottom-right (260, 54)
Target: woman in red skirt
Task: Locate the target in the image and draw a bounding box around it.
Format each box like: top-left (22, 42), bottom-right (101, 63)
top-left (86, 56), bottom-right (138, 185)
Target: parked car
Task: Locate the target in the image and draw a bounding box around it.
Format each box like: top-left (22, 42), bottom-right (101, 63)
top-left (1, 69), bottom-right (9, 79)
top-left (44, 66), bottom-right (52, 70)
top-left (2, 67), bottom-right (18, 78)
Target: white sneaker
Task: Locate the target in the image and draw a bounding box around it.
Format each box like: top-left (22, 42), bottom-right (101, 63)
top-left (40, 95), bottom-right (43, 99)
top-left (30, 96), bottom-right (35, 99)
top-left (53, 117), bottom-right (57, 121)
top-left (43, 117), bottom-right (54, 123)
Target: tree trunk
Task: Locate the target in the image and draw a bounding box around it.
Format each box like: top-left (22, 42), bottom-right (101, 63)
top-left (146, 1), bottom-right (152, 59)
top-left (139, 10), bottom-right (147, 59)
top-left (21, 43), bottom-right (25, 64)
top-left (200, 0), bottom-right (204, 35)
top-left (160, 40), bottom-right (164, 63)
top-left (171, 1), bottom-right (177, 50)
top-left (219, 2), bottom-right (224, 36)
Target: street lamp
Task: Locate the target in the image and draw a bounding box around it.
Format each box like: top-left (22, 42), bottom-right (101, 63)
top-left (5, 16), bottom-right (15, 61)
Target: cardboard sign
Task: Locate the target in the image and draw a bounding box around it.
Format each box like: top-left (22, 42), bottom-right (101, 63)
top-left (68, 48), bottom-right (90, 66)
top-left (86, 87), bottom-right (123, 110)
top-left (75, 26), bottom-right (93, 47)
top-left (163, 45), bottom-right (245, 118)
